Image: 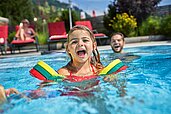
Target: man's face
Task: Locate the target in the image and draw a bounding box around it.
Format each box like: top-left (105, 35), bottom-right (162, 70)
top-left (110, 34), bottom-right (125, 53)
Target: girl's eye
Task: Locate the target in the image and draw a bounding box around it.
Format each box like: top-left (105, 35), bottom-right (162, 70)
top-left (83, 39), bottom-right (89, 42)
top-left (82, 37), bottom-right (90, 42)
top-left (70, 40), bottom-right (78, 44)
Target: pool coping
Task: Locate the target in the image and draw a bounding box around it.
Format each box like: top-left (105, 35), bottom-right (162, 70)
top-left (98, 40), bottom-right (171, 50)
top-left (1, 40), bottom-right (171, 59)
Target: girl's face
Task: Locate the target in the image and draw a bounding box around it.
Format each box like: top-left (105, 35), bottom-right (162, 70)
top-left (67, 29), bottom-right (96, 63)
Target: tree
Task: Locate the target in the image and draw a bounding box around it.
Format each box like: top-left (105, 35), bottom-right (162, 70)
top-left (103, 0), bottom-right (161, 34)
top-left (103, 0), bottom-right (118, 34)
top-left (60, 10), bottom-right (80, 32)
top-left (160, 15), bottom-right (171, 37)
top-left (0, 0), bottom-right (34, 26)
top-left (117, 0), bottom-right (161, 24)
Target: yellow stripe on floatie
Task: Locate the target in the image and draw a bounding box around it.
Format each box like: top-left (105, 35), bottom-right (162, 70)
top-left (37, 60), bottom-right (63, 77)
top-left (99, 59), bottom-right (121, 75)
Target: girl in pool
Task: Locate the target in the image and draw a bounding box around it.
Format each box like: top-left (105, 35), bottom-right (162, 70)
top-left (57, 25), bottom-right (104, 82)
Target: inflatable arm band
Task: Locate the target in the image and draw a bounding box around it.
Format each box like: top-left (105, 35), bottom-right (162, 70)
top-left (29, 59), bottom-right (127, 81)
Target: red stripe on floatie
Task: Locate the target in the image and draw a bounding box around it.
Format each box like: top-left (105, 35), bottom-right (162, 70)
top-left (114, 65), bottom-right (128, 74)
top-left (29, 68), bottom-right (47, 80)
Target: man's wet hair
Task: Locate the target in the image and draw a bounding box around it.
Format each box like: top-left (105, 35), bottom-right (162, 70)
top-left (110, 32), bottom-right (125, 41)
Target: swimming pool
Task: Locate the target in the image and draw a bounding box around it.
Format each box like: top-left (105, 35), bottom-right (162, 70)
top-left (0, 45), bottom-right (171, 114)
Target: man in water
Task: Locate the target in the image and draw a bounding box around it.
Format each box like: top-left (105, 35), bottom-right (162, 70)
top-left (110, 32), bottom-right (140, 62)
top-left (110, 32), bottom-right (125, 53)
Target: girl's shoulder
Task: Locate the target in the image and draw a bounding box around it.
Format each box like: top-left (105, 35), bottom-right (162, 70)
top-left (57, 66), bottom-right (70, 76)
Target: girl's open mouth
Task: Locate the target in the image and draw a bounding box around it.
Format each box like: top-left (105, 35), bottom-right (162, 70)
top-left (77, 50), bottom-right (86, 58)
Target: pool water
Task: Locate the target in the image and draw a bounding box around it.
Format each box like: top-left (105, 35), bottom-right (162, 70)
top-left (0, 45), bottom-right (171, 114)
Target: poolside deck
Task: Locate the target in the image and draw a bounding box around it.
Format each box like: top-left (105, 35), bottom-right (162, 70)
top-left (1, 40), bottom-right (171, 59)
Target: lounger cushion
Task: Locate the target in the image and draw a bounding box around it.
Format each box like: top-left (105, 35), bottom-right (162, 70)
top-left (11, 39), bottom-right (35, 44)
top-left (0, 25), bottom-right (8, 44)
top-left (94, 33), bottom-right (106, 37)
top-left (49, 35), bottom-right (67, 40)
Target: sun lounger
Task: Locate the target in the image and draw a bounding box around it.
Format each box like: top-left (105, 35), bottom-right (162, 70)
top-left (10, 25), bottom-right (39, 53)
top-left (0, 25), bottom-right (8, 54)
top-left (75, 20), bottom-right (108, 45)
top-left (47, 21), bottom-right (67, 51)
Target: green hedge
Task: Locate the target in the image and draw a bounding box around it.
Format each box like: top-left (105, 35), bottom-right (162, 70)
top-left (37, 32), bottom-right (48, 45)
top-left (160, 15), bottom-right (171, 38)
top-left (138, 15), bottom-right (171, 38)
top-left (138, 16), bottom-right (161, 36)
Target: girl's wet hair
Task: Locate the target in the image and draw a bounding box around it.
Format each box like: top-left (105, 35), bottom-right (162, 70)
top-left (66, 25), bottom-right (104, 73)
top-left (67, 25), bottom-right (95, 42)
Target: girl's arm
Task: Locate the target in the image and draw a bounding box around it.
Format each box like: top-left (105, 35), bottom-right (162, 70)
top-left (6, 88), bottom-right (32, 101)
top-left (5, 88), bottom-right (19, 96)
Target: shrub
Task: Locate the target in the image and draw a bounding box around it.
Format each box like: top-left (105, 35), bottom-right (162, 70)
top-left (109, 13), bottom-right (137, 37)
top-left (138, 16), bottom-right (162, 36)
top-left (160, 15), bottom-right (171, 38)
top-left (8, 32), bottom-right (16, 43)
top-left (37, 32), bottom-right (48, 45)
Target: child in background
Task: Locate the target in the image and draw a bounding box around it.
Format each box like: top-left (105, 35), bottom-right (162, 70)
top-left (0, 84), bottom-right (53, 105)
top-left (57, 25), bottom-right (104, 82)
top-left (0, 84), bottom-right (19, 105)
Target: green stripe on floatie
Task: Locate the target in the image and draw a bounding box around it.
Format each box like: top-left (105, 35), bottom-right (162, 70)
top-left (107, 62), bottom-right (124, 74)
top-left (34, 65), bottom-right (63, 81)
top-left (37, 60), bottom-right (65, 78)
top-left (99, 59), bottom-right (121, 75)
top-left (34, 65), bottom-right (52, 79)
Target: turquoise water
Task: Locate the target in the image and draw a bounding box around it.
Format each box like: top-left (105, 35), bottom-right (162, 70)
top-left (0, 45), bottom-right (171, 114)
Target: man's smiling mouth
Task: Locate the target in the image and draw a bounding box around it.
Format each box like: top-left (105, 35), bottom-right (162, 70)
top-left (114, 45), bottom-right (120, 49)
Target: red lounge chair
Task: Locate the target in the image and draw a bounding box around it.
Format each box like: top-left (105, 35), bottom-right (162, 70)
top-left (75, 20), bottom-right (108, 45)
top-left (47, 21), bottom-right (67, 51)
top-left (11, 25), bottom-right (39, 53)
top-left (0, 25), bottom-right (8, 54)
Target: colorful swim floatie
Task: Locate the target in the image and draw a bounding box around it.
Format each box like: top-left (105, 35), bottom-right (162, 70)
top-left (29, 61), bottom-right (65, 81)
top-left (29, 59), bottom-right (127, 82)
top-left (99, 59), bottom-right (128, 76)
